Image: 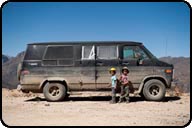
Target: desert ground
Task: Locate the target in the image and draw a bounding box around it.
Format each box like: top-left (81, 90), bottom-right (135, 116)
top-left (2, 88), bottom-right (190, 126)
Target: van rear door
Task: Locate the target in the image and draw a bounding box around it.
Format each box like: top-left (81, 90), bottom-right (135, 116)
top-left (80, 45), bottom-right (96, 90)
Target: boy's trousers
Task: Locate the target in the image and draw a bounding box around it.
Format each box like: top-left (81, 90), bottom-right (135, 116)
top-left (120, 85), bottom-right (130, 101)
top-left (111, 87), bottom-right (116, 97)
top-left (111, 87), bottom-right (116, 102)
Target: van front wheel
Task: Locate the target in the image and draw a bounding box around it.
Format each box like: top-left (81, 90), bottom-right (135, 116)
top-left (43, 82), bottom-right (66, 102)
top-left (143, 79), bottom-right (166, 101)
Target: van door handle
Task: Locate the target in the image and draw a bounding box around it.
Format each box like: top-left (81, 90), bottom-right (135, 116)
top-left (96, 62), bottom-right (103, 66)
top-left (122, 62), bottom-right (129, 65)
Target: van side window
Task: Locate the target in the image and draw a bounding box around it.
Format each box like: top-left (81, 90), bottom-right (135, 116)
top-left (123, 46), bottom-right (134, 59)
top-left (97, 46), bottom-right (118, 59)
top-left (24, 45), bottom-right (46, 60)
top-left (82, 46), bottom-right (95, 60)
top-left (43, 46), bottom-right (74, 66)
top-left (44, 46), bottom-right (73, 60)
top-left (134, 46), bottom-right (149, 59)
top-left (123, 46), bottom-right (149, 60)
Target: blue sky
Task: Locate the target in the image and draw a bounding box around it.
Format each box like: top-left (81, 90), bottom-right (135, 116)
top-left (2, 2), bottom-right (190, 57)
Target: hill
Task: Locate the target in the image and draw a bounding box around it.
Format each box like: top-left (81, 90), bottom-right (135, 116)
top-left (2, 52), bottom-right (25, 89)
top-left (2, 54), bottom-right (11, 64)
top-left (159, 57), bottom-right (190, 93)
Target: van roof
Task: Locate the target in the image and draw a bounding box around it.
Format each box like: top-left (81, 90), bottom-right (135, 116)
top-left (28, 41), bottom-right (142, 45)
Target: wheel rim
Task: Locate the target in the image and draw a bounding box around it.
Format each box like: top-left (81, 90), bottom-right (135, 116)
top-left (149, 85), bottom-right (160, 96)
top-left (49, 86), bottom-right (60, 97)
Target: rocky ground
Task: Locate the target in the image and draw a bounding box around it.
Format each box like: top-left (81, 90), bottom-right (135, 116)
top-left (2, 88), bottom-right (190, 126)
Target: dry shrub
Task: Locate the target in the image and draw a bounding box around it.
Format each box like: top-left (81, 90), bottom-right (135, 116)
top-left (11, 92), bottom-right (21, 97)
top-left (174, 86), bottom-right (183, 96)
top-left (7, 89), bottom-right (37, 97)
top-left (167, 85), bottom-right (184, 97)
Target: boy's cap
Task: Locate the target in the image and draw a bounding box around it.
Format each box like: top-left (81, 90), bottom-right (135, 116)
top-left (110, 67), bottom-right (116, 71)
top-left (122, 67), bottom-right (129, 73)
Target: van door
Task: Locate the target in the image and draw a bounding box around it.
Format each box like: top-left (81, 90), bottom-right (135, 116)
top-left (80, 45), bottom-right (96, 90)
top-left (95, 45), bottom-right (120, 90)
top-left (120, 45), bottom-right (154, 89)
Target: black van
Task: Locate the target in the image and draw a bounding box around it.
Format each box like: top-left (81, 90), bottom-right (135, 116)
top-left (17, 41), bottom-right (175, 101)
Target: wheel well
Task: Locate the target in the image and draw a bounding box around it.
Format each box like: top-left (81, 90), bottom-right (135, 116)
top-left (139, 77), bottom-right (167, 95)
top-left (143, 77), bottom-right (167, 88)
top-left (40, 80), bottom-right (68, 92)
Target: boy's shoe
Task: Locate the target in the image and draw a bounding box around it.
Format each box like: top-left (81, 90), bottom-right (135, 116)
top-left (110, 97), bottom-right (116, 104)
top-left (118, 98), bottom-right (124, 103)
top-left (125, 100), bottom-right (130, 103)
top-left (109, 101), bottom-right (116, 104)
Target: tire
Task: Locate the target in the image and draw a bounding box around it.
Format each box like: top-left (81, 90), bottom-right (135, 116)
top-left (142, 79), bottom-right (166, 101)
top-left (43, 82), bottom-right (66, 102)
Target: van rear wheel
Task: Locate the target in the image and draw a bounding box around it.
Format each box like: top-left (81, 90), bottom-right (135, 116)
top-left (43, 82), bottom-right (66, 102)
top-left (143, 79), bottom-right (166, 101)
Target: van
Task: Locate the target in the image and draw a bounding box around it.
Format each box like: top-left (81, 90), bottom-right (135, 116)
top-left (17, 41), bottom-right (175, 101)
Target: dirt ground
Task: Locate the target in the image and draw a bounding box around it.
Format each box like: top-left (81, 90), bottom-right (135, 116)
top-left (2, 88), bottom-right (190, 126)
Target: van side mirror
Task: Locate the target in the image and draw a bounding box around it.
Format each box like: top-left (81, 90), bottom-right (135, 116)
top-left (139, 59), bottom-right (143, 65)
top-left (137, 58), bottom-right (144, 66)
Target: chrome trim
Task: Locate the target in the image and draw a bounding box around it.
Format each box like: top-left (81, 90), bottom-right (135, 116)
top-left (172, 69), bottom-right (175, 79)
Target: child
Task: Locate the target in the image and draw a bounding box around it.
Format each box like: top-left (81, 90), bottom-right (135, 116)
top-left (119, 67), bottom-right (130, 103)
top-left (109, 67), bottom-right (117, 104)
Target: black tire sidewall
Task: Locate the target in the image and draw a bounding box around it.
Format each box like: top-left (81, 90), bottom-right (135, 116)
top-left (143, 80), bottom-right (166, 101)
top-left (43, 82), bottom-right (66, 102)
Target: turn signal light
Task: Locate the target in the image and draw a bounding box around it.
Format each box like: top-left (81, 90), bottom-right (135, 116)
top-left (165, 69), bottom-right (172, 73)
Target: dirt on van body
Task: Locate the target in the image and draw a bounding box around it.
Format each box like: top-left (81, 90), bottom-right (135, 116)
top-left (2, 88), bottom-right (190, 126)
